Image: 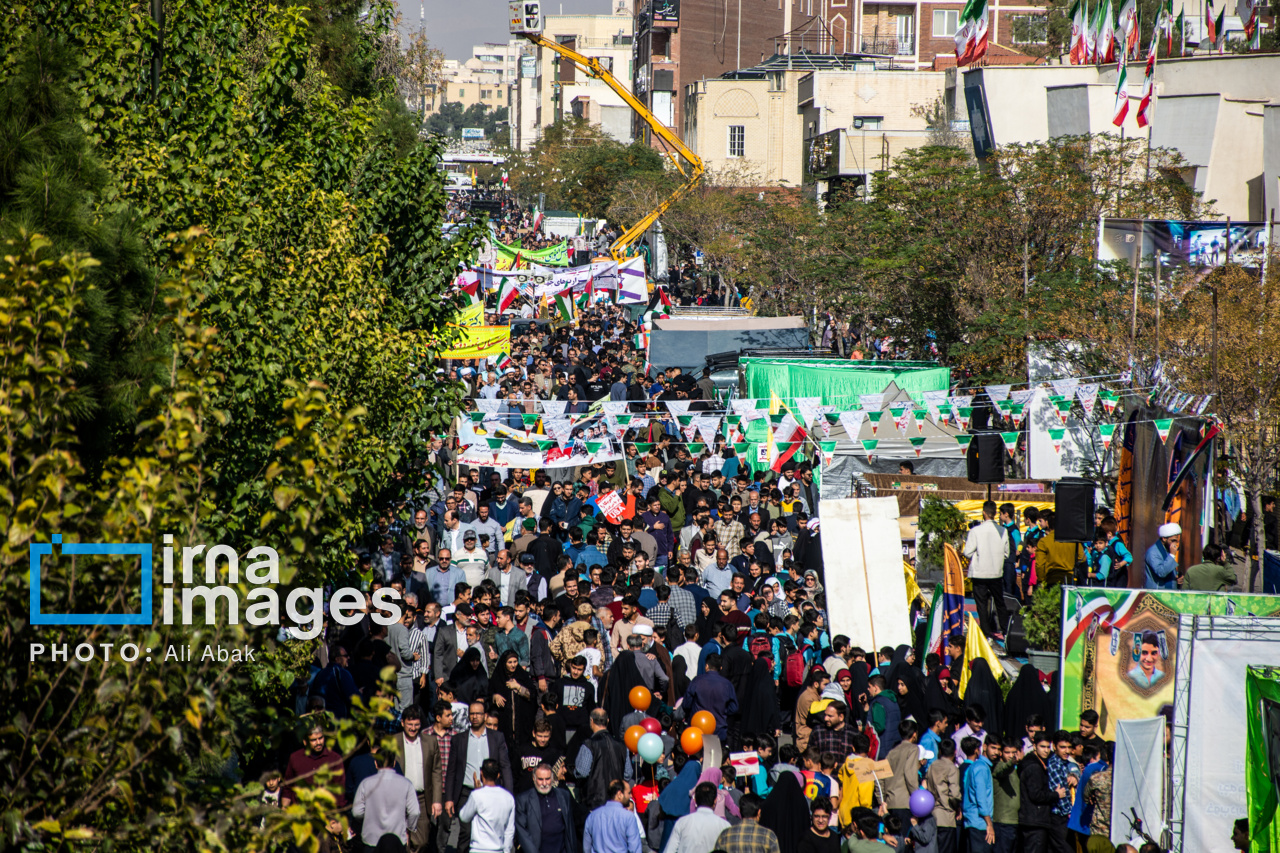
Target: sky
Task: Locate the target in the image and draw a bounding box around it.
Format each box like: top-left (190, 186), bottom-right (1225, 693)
top-left (394, 0), bottom-right (616, 60)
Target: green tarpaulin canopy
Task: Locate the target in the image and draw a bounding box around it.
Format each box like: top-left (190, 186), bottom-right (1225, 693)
top-left (741, 358), bottom-right (951, 406)
top-left (1246, 665), bottom-right (1280, 853)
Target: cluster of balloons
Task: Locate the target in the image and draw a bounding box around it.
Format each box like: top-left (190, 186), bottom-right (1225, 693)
top-left (624, 687), bottom-right (719, 764)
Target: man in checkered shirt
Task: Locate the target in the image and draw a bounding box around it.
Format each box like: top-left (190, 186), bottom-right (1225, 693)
top-left (663, 565), bottom-right (698, 630)
top-left (404, 593), bottom-right (432, 708)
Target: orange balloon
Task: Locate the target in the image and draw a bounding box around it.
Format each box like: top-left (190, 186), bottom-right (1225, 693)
top-left (624, 725), bottom-right (647, 753)
top-left (680, 726), bottom-right (704, 755)
top-left (629, 685), bottom-right (652, 711)
top-left (691, 710), bottom-right (717, 735)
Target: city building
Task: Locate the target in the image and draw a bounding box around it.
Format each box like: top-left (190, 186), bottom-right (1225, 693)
top-left (510, 8), bottom-right (637, 150)
top-left (956, 53), bottom-right (1280, 221)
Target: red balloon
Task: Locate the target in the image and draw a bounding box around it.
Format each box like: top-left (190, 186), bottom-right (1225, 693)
top-left (629, 685), bottom-right (652, 711)
top-left (624, 725), bottom-right (646, 753)
top-left (640, 716), bottom-right (662, 734)
top-left (680, 726), bottom-right (704, 755)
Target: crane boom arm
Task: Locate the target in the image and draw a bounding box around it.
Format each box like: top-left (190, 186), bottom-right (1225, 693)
top-left (520, 32), bottom-right (704, 259)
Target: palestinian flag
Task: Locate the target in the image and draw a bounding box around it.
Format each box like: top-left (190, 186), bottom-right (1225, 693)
top-left (657, 286), bottom-right (673, 307)
top-left (497, 276), bottom-right (520, 313)
top-left (553, 291), bottom-right (576, 322)
top-left (1112, 50), bottom-right (1130, 126)
top-left (1069, 0), bottom-right (1088, 63)
top-left (955, 0), bottom-right (989, 66)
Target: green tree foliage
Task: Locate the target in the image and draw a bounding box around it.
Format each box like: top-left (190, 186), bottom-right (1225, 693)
top-left (425, 100), bottom-right (510, 137)
top-left (0, 0), bottom-right (482, 847)
top-left (510, 117), bottom-right (664, 218)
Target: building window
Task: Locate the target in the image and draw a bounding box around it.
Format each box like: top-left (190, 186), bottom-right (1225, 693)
top-left (481, 89), bottom-right (491, 99)
top-left (457, 88), bottom-right (465, 98)
top-left (1011, 14), bottom-right (1049, 44)
top-left (932, 9), bottom-right (958, 37)
top-left (728, 125), bottom-right (745, 157)
top-left (853, 116), bottom-right (883, 130)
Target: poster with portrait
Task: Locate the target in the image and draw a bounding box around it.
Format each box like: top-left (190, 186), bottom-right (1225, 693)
top-left (1098, 218), bottom-right (1272, 275)
top-left (1060, 587), bottom-right (1280, 740)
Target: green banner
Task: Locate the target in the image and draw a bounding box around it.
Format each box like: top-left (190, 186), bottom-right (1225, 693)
top-left (1246, 666), bottom-right (1280, 853)
top-left (494, 238), bottom-right (571, 267)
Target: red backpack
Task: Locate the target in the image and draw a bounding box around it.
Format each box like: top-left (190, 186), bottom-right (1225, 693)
top-left (784, 646), bottom-right (808, 688)
top-left (748, 633), bottom-right (773, 663)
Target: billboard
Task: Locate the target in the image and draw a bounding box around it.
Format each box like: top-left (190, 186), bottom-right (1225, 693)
top-left (1059, 586), bottom-right (1280, 740)
top-left (461, 127), bottom-right (485, 140)
top-left (805, 129), bottom-right (842, 183)
top-left (651, 0), bottom-right (679, 23)
top-left (1098, 218), bottom-right (1272, 274)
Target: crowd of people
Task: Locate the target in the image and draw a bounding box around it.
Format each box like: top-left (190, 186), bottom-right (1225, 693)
top-left (267, 300), bottom-right (1249, 853)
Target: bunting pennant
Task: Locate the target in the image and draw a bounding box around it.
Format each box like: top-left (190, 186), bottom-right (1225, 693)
top-left (1076, 383), bottom-right (1100, 418)
top-left (1050, 378), bottom-right (1081, 399)
top-left (955, 434), bottom-right (974, 454)
top-left (1098, 423), bottom-right (1118, 451)
top-left (913, 409), bottom-right (929, 434)
top-left (1101, 390), bottom-right (1119, 415)
top-left (1011, 403), bottom-right (1027, 427)
top-left (985, 384), bottom-right (1012, 402)
top-left (1055, 400), bottom-right (1074, 425)
top-left (1049, 428), bottom-right (1065, 454)
top-left (859, 393), bottom-right (884, 412)
top-left (909, 436), bottom-right (927, 458)
top-left (1000, 431), bottom-right (1020, 457)
top-left (866, 411), bottom-right (883, 435)
top-left (956, 407), bottom-right (973, 430)
top-left (819, 440), bottom-right (837, 466)
top-left (861, 438), bottom-right (879, 461)
top-left (922, 389), bottom-right (949, 422)
top-left (1154, 418), bottom-right (1173, 443)
top-left (839, 411), bottom-right (867, 440)
top-left (1010, 389), bottom-right (1035, 406)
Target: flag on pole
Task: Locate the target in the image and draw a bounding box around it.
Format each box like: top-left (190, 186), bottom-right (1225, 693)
top-left (955, 0), bottom-right (990, 66)
top-left (531, 208), bottom-right (544, 232)
top-left (1112, 49), bottom-right (1130, 126)
top-left (1085, 0), bottom-right (1100, 61)
top-left (1070, 0), bottom-right (1088, 62)
top-left (772, 427), bottom-right (808, 472)
top-left (1243, 0), bottom-right (1260, 48)
top-left (1096, 0), bottom-right (1116, 62)
top-left (1135, 13), bottom-right (1161, 127)
top-left (1204, 0), bottom-right (1217, 47)
top-left (1117, 0), bottom-right (1138, 57)
top-left (1165, 0), bottom-right (1177, 53)
top-left (1213, 5), bottom-right (1225, 51)
top-left (497, 276), bottom-right (520, 313)
top-left (958, 614), bottom-right (1005, 695)
top-left (926, 543), bottom-right (969, 663)
top-left (552, 291), bottom-right (576, 322)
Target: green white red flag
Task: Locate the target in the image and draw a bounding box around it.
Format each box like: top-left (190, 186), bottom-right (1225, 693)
top-left (955, 0), bottom-right (989, 66)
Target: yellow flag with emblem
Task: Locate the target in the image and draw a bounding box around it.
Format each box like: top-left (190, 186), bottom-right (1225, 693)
top-left (958, 613), bottom-right (1006, 696)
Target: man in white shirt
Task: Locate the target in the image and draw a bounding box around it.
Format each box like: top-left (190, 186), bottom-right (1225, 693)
top-left (454, 530), bottom-right (490, 588)
top-left (352, 751), bottom-right (421, 849)
top-left (673, 624), bottom-right (703, 682)
top-left (667, 782), bottom-right (731, 853)
top-left (963, 500), bottom-right (1011, 641)
top-left (459, 759), bottom-right (516, 853)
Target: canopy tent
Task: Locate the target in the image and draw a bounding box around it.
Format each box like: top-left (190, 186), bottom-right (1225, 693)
top-left (741, 358), bottom-right (950, 406)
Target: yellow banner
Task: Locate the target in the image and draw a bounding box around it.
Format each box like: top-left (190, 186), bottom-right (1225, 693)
top-left (454, 300), bottom-right (484, 327)
top-left (438, 326), bottom-right (511, 358)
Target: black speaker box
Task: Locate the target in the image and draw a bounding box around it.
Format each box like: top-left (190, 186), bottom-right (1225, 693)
top-left (1055, 477), bottom-right (1096, 542)
top-left (1004, 610), bottom-right (1029, 657)
top-left (966, 432), bottom-right (1005, 484)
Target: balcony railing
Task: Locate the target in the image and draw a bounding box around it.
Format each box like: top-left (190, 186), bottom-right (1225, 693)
top-left (860, 37), bottom-right (915, 56)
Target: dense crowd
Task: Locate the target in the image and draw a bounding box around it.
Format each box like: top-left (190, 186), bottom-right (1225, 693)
top-left (271, 304), bottom-right (1238, 853)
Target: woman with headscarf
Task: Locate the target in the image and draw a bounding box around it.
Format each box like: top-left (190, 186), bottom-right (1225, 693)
top-left (600, 643), bottom-right (648, 736)
top-left (694, 597), bottom-right (719, 645)
top-left (488, 650), bottom-right (536, 748)
top-left (802, 570), bottom-right (824, 600)
top-left (741, 656), bottom-right (782, 737)
top-left (657, 755), bottom-right (702, 851)
top-left (1002, 663), bottom-right (1052, 739)
top-left (962, 658), bottom-right (1005, 728)
top-left (670, 655), bottom-right (691, 702)
top-left (449, 646), bottom-right (489, 705)
top-left (885, 646), bottom-right (928, 725)
top-left (844, 660), bottom-right (870, 727)
top-left (688, 767), bottom-right (741, 819)
top-left (924, 667), bottom-right (962, 723)
top-left (759, 768), bottom-right (810, 851)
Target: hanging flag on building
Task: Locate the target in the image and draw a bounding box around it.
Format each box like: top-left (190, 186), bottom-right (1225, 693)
top-left (1135, 13), bottom-right (1162, 127)
top-left (1096, 0), bottom-right (1117, 63)
top-left (1117, 0), bottom-right (1139, 57)
top-left (955, 0), bottom-right (990, 66)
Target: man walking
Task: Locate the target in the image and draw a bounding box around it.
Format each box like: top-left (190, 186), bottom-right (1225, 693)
top-left (514, 763), bottom-right (579, 853)
top-left (667, 782), bottom-right (731, 853)
top-left (352, 751), bottom-right (421, 850)
top-left (583, 780), bottom-right (643, 853)
top-left (446, 702), bottom-right (514, 853)
top-left (961, 737), bottom-right (997, 853)
top-left (458, 759), bottom-right (516, 853)
top-left (396, 705), bottom-right (443, 853)
top-left (964, 501), bottom-right (1010, 640)
top-left (714, 794), bottom-right (780, 853)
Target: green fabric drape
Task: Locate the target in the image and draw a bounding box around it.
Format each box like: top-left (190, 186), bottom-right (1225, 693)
top-left (741, 359), bottom-right (951, 406)
top-left (1246, 665), bottom-right (1280, 853)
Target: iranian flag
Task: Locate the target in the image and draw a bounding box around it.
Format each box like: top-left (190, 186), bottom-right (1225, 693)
top-left (1213, 5), bottom-right (1225, 51)
top-left (1165, 0), bottom-right (1177, 53)
top-left (1135, 15), bottom-right (1161, 127)
top-left (954, 0), bottom-right (989, 66)
top-left (1084, 0), bottom-right (1100, 61)
top-left (1116, 0), bottom-right (1138, 57)
top-left (1112, 49), bottom-right (1130, 126)
top-left (1095, 0), bottom-right (1116, 63)
top-left (772, 427), bottom-right (808, 472)
top-left (1243, 0), bottom-right (1260, 49)
top-left (1204, 0), bottom-right (1217, 47)
top-left (1069, 0), bottom-right (1088, 63)
top-left (496, 276), bottom-right (520, 313)
top-left (531, 208), bottom-right (544, 233)
top-left (495, 352), bottom-right (513, 372)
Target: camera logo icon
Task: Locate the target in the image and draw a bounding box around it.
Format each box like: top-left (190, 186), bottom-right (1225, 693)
top-left (29, 535), bottom-right (153, 625)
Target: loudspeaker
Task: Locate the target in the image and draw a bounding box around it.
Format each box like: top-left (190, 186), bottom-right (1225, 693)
top-left (966, 433), bottom-right (1005, 484)
top-left (1004, 610), bottom-right (1029, 657)
top-left (1055, 477), bottom-right (1096, 542)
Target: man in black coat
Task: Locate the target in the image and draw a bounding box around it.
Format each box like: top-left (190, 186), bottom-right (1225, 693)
top-left (1018, 732), bottom-right (1069, 853)
top-left (515, 763), bottom-right (580, 853)
top-left (445, 700), bottom-right (514, 853)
